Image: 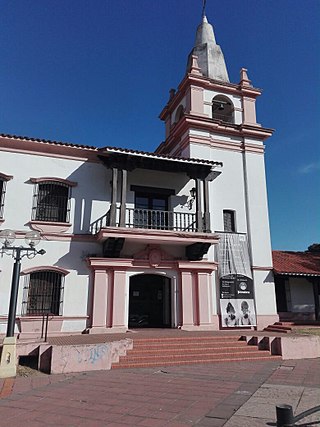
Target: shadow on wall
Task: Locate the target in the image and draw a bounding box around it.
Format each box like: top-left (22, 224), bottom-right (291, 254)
top-left (64, 160), bottom-right (111, 234)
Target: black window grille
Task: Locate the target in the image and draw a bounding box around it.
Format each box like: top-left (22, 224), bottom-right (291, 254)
top-left (22, 271), bottom-right (64, 316)
top-left (32, 181), bottom-right (71, 222)
top-left (0, 179), bottom-right (6, 219)
top-left (223, 210), bottom-right (236, 232)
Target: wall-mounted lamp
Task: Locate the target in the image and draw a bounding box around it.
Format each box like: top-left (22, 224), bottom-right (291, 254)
top-left (188, 187), bottom-right (196, 210)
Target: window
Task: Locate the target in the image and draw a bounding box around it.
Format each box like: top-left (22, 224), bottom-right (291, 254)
top-left (174, 105), bottom-right (184, 124)
top-left (130, 186), bottom-right (175, 230)
top-left (223, 210), bottom-right (236, 232)
top-left (0, 179), bottom-right (5, 219)
top-left (22, 270), bottom-right (64, 316)
top-left (0, 173), bottom-right (13, 220)
top-left (134, 192), bottom-right (169, 229)
top-left (32, 181), bottom-right (71, 223)
top-left (212, 95), bottom-right (234, 123)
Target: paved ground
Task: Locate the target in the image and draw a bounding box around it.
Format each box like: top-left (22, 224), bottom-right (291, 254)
top-left (0, 358), bottom-right (319, 426)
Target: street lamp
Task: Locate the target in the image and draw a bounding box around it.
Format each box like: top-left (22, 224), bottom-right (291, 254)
top-left (0, 229), bottom-right (45, 378)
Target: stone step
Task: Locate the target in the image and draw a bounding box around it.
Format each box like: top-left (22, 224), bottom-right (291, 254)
top-left (131, 340), bottom-right (247, 351)
top-left (268, 324), bottom-right (292, 330)
top-left (127, 344), bottom-right (255, 356)
top-left (264, 326), bottom-right (290, 333)
top-left (118, 349), bottom-right (267, 363)
top-left (113, 353), bottom-right (282, 369)
top-left (131, 335), bottom-right (242, 345)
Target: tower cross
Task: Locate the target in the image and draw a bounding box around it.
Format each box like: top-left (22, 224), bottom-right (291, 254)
top-left (202, 0), bottom-right (207, 18)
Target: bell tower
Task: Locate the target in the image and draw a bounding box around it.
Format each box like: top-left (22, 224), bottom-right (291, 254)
top-left (157, 13), bottom-right (279, 330)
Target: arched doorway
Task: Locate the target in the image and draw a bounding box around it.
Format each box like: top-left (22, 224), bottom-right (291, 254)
top-left (128, 274), bottom-right (171, 328)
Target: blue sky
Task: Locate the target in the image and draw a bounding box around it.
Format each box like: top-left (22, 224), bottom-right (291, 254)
top-left (0, 0), bottom-right (319, 251)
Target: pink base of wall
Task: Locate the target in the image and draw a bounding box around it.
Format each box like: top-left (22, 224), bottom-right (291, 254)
top-left (256, 315), bottom-right (279, 331)
top-left (280, 335), bottom-right (320, 359)
top-left (16, 316), bottom-right (88, 339)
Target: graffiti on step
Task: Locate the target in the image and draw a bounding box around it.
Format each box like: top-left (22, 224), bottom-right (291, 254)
top-left (76, 344), bottom-right (109, 365)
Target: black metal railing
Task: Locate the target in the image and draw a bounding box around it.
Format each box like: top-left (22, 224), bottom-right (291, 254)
top-left (90, 207), bottom-right (199, 234)
top-left (0, 179), bottom-right (5, 219)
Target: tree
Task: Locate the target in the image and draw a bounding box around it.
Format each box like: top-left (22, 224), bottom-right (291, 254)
top-left (307, 243), bottom-right (320, 252)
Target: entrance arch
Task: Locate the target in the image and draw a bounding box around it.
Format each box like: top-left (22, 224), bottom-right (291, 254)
top-left (128, 274), bottom-right (171, 328)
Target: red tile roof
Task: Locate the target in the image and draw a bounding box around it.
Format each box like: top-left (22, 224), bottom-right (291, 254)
top-left (272, 250), bottom-right (320, 276)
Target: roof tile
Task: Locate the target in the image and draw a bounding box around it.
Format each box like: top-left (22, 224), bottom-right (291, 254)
top-left (272, 250), bottom-right (320, 276)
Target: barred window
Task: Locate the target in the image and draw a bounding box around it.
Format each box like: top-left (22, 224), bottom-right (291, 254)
top-left (0, 179), bottom-right (5, 219)
top-left (223, 210), bottom-right (236, 232)
top-left (32, 181), bottom-right (71, 222)
top-left (22, 271), bottom-right (64, 316)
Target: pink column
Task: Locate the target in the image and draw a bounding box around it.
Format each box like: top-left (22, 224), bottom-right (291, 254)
top-left (91, 269), bottom-right (110, 333)
top-left (198, 272), bottom-right (211, 326)
top-left (181, 271), bottom-right (194, 327)
top-left (112, 270), bottom-right (127, 332)
top-left (243, 97), bottom-right (257, 125)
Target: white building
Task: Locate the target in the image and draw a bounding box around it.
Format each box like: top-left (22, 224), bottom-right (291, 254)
top-left (0, 15), bottom-right (278, 337)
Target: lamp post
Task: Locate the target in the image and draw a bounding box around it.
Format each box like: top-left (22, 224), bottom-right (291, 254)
top-left (0, 229), bottom-right (45, 378)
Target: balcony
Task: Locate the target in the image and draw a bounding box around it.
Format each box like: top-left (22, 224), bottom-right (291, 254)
top-left (90, 207), bottom-right (218, 258)
top-left (90, 207), bottom-right (202, 234)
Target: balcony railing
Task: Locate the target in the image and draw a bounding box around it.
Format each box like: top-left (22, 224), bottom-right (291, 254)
top-left (90, 207), bottom-right (199, 234)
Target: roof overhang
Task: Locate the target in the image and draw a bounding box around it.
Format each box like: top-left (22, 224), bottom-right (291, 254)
top-left (97, 146), bottom-right (222, 180)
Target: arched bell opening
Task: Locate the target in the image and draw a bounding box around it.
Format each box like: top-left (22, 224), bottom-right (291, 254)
top-left (212, 95), bottom-right (234, 123)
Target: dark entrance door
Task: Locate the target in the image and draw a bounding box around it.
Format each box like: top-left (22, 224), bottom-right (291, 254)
top-left (129, 274), bottom-right (171, 328)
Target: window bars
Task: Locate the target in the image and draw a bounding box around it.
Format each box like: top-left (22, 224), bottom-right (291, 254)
top-left (0, 180), bottom-right (6, 219)
top-left (21, 271), bottom-right (64, 316)
top-left (32, 181), bottom-right (71, 222)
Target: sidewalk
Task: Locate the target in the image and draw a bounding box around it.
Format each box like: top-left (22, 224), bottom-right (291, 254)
top-left (0, 358), bottom-right (319, 426)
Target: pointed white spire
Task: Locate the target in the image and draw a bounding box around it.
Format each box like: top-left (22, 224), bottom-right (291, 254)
top-left (187, 15), bottom-right (229, 82)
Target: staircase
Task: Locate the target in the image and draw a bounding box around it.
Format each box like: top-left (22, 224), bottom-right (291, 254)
top-left (264, 322), bottom-right (293, 333)
top-left (112, 334), bottom-right (281, 369)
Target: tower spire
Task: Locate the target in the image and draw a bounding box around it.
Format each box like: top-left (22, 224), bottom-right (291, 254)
top-left (186, 13), bottom-right (229, 82)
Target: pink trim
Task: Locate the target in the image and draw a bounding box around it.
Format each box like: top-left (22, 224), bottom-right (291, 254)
top-left (97, 227), bottom-right (219, 246)
top-left (87, 256), bottom-right (217, 332)
top-left (159, 73), bottom-right (262, 121)
top-left (30, 177), bottom-right (77, 187)
top-left (15, 230), bottom-right (95, 242)
top-left (0, 172), bottom-right (13, 181)
top-left (21, 265), bottom-right (70, 275)
top-left (256, 315), bottom-right (279, 331)
top-left (0, 136), bottom-right (99, 162)
top-left (29, 220), bottom-right (72, 233)
top-left (16, 315), bottom-right (87, 321)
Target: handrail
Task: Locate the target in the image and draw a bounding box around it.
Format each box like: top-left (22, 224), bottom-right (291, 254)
top-left (90, 207), bottom-right (201, 234)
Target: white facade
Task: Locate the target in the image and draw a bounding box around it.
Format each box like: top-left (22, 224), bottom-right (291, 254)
top-left (0, 15), bottom-right (278, 337)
